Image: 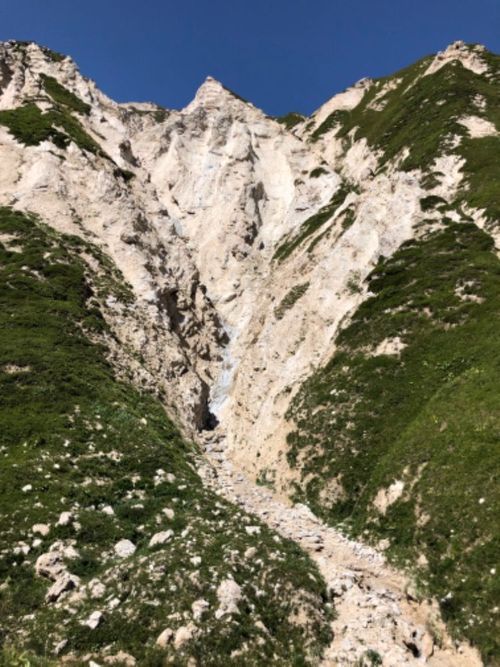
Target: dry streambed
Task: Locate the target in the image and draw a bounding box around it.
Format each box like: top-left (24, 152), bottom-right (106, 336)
top-left (198, 431), bottom-right (482, 666)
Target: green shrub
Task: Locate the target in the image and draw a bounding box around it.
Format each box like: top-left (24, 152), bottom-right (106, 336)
top-left (40, 74), bottom-right (90, 115)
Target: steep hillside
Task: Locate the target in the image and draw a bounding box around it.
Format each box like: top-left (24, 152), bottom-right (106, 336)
top-left (0, 207), bottom-right (331, 665)
top-left (0, 38), bottom-right (498, 666)
top-left (285, 42), bottom-right (500, 662)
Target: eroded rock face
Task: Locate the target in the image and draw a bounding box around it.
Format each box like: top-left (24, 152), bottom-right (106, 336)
top-left (0, 41), bottom-right (226, 434)
top-left (0, 39), bottom-right (484, 482)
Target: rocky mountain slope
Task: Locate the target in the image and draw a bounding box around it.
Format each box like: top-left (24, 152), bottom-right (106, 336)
top-left (0, 39), bottom-right (498, 665)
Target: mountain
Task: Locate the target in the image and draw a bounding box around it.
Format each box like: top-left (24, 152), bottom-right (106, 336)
top-left (0, 39), bottom-right (498, 665)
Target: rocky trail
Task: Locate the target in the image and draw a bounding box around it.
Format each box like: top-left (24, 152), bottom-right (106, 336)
top-left (197, 431), bottom-right (482, 666)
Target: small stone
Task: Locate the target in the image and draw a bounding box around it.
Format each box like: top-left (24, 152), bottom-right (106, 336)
top-left (422, 632), bottom-right (434, 659)
top-left (46, 573), bottom-right (80, 602)
top-left (88, 578), bottom-right (106, 599)
top-left (162, 508), bottom-right (175, 520)
top-left (149, 530), bottom-right (174, 547)
top-left (101, 505), bottom-right (115, 516)
top-left (190, 556), bottom-right (202, 566)
top-left (244, 547), bottom-right (257, 559)
top-left (14, 543), bottom-right (30, 556)
top-left (32, 523), bottom-right (50, 537)
top-left (156, 627), bottom-right (174, 648)
top-left (103, 652), bottom-right (137, 666)
top-left (22, 484), bottom-right (32, 492)
top-left (83, 610), bottom-right (103, 629)
top-left (174, 622), bottom-right (197, 649)
top-left (54, 639), bottom-right (68, 656)
top-left (192, 598), bottom-right (210, 620)
top-left (57, 511), bottom-right (73, 526)
top-left (63, 544), bottom-right (79, 560)
top-left (245, 525), bottom-right (261, 536)
top-left (114, 539), bottom-right (136, 558)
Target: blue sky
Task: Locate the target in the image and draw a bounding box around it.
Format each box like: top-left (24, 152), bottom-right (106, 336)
top-left (1, 0), bottom-right (498, 115)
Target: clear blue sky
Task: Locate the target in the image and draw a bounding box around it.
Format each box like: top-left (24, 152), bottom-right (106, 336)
top-left (1, 0), bottom-right (498, 115)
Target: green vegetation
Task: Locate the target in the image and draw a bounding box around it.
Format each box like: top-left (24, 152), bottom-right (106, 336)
top-left (0, 208), bottom-right (331, 665)
top-left (420, 195), bottom-right (448, 212)
top-left (460, 132), bottom-right (500, 225)
top-left (43, 48), bottom-right (66, 63)
top-left (40, 74), bottom-right (90, 115)
top-left (0, 646), bottom-right (55, 666)
top-left (286, 218), bottom-right (500, 661)
top-left (274, 283), bottom-right (309, 320)
top-left (256, 468), bottom-right (276, 490)
top-left (0, 104), bottom-right (101, 155)
top-left (359, 650), bottom-right (383, 667)
top-left (310, 166), bottom-right (329, 178)
top-left (311, 109), bottom-right (350, 142)
top-left (274, 183), bottom-right (352, 262)
top-left (310, 46), bottom-right (500, 199)
top-left (275, 112), bottom-right (305, 130)
top-left (153, 107), bottom-right (169, 123)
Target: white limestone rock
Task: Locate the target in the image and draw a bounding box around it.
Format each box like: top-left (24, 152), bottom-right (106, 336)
top-left (156, 628), bottom-right (174, 648)
top-left (148, 530), bottom-right (174, 547)
top-left (114, 539), bottom-right (136, 558)
top-left (83, 610), bottom-right (103, 629)
top-left (215, 578), bottom-right (242, 619)
top-left (32, 523), bottom-right (50, 536)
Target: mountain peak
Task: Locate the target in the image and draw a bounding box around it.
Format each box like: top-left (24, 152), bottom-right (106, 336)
top-left (425, 40), bottom-right (488, 76)
top-left (184, 75), bottom-right (250, 113)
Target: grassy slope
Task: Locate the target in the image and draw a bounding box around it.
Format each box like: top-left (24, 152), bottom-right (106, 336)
top-left (0, 69), bottom-right (101, 156)
top-left (0, 104), bottom-right (101, 155)
top-left (287, 220), bottom-right (500, 659)
top-left (312, 45), bottom-right (500, 222)
top-left (0, 208), bottom-right (331, 665)
top-left (286, 47), bottom-right (500, 663)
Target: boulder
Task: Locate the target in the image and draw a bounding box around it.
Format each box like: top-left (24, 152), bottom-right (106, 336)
top-left (156, 628), bottom-right (174, 648)
top-left (46, 572), bottom-right (80, 602)
top-left (114, 539), bottom-right (136, 558)
top-left (35, 551), bottom-right (64, 580)
top-left (174, 622), bottom-right (197, 649)
top-left (215, 578), bottom-right (242, 618)
top-left (83, 610), bottom-right (103, 629)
